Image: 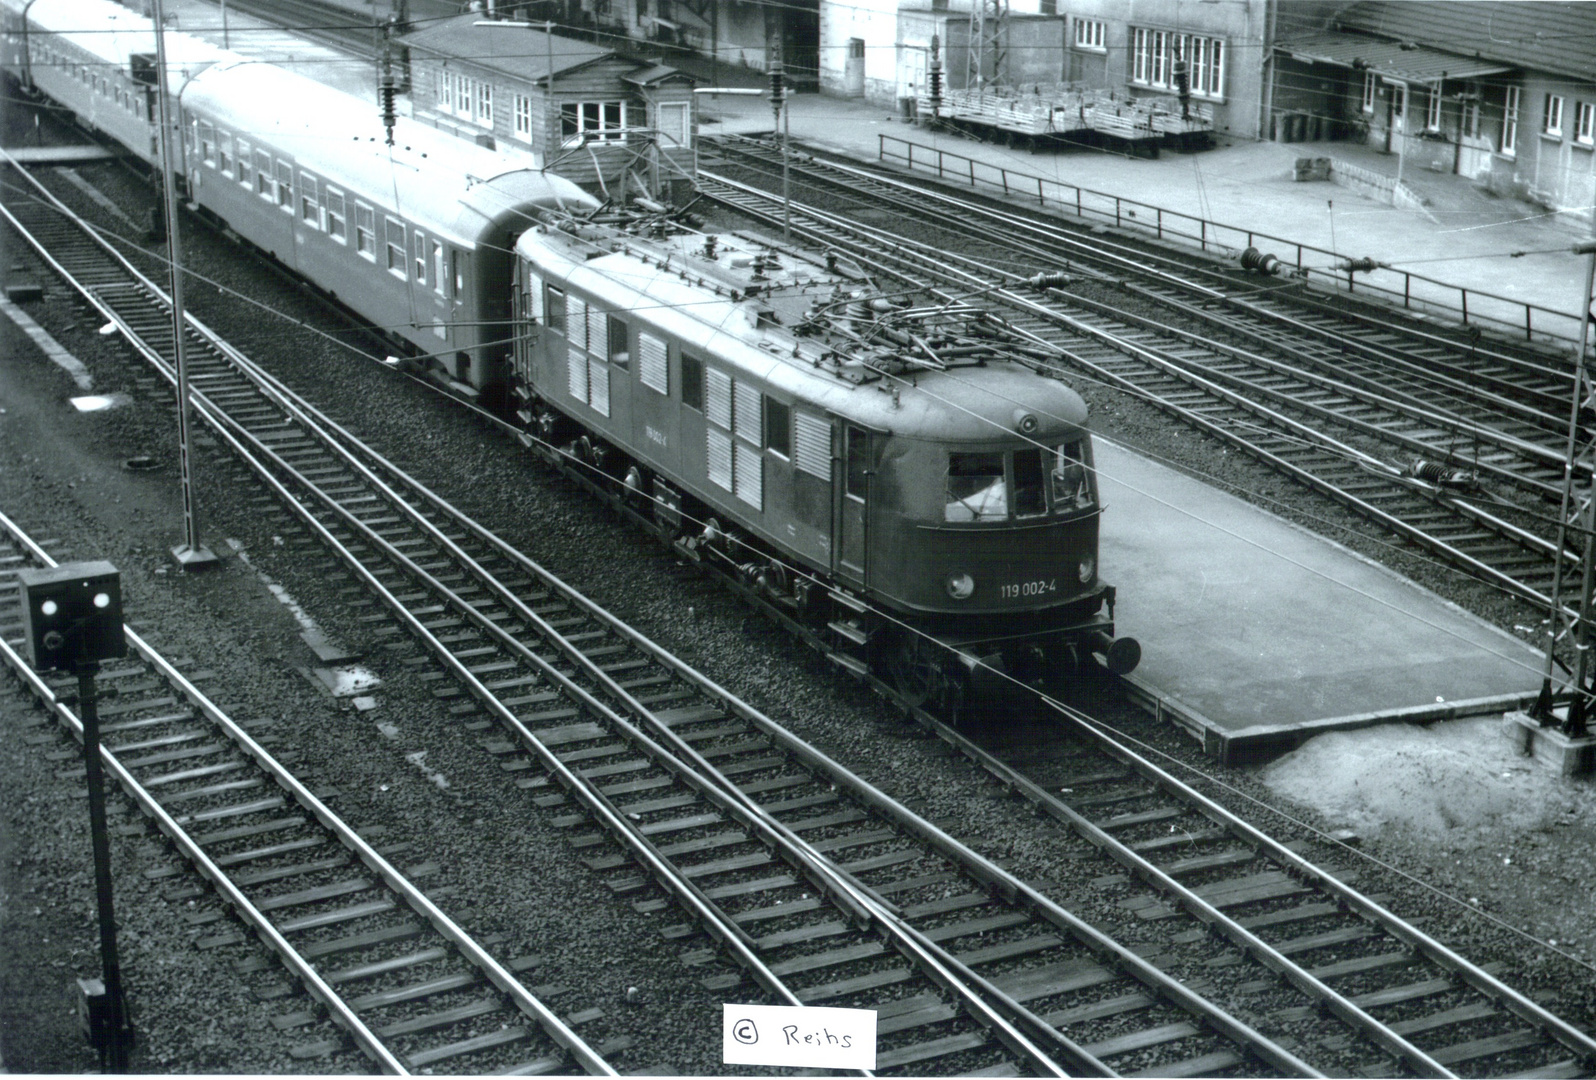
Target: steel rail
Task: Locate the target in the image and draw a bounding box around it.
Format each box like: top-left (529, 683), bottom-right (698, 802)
top-left (1028, 695), bottom-right (1596, 1069)
top-left (704, 169), bottom-right (1571, 502)
top-left (712, 136), bottom-right (1578, 414)
top-left (0, 174), bottom-right (628, 1078)
top-left (2, 161), bottom-right (1091, 1076)
top-left (697, 173), bottom-right (1566, 611)
top-left (0, 513), bottom-right (397, 1074)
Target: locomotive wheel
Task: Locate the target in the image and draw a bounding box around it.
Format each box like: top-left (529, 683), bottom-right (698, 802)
top-left (886, 633), bottom-right (965, 721)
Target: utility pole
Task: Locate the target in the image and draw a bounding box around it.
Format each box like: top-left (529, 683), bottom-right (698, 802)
top-left (150, 0), bottom-right (218, 571)
top-left (1534, 231), bottom-right (1596, 737)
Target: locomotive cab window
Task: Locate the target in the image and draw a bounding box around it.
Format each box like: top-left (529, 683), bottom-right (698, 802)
top-left (945, 452), bottom-right (1008, 521)
top-left (1014, 447), bottom-right (1048, 518)
top-left (1052, 441), bottom-right (1092, 511)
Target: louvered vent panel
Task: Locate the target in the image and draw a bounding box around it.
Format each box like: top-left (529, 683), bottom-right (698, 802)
top-left (639, 332), bottom-right (668, 394)
top-left (794, 412), bottom-right (831, 479)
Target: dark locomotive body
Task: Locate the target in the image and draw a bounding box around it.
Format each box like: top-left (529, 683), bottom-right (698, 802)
top-left (512, 223), bottom-right (1138, 711)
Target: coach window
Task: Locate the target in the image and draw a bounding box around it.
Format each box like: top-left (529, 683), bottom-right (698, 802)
top-left (235, 139), bottom-right (252, 186)
top-left (299, 174), bottom-right (320, 230)
top-left (385, 218), bottom-right (406, 278)
top-left (275, 162), bottom-right (293, 213)
top-left (681, 353), bottom-right (704, 410)
top-left (198, 121), bottom-right (215, 166)
top-left (452, 250), bottom-right (464, 298)
top-left (413, 231), bottom-right (427, 284)
top-left (545, 286), bottom-right (566, 333)
top-left (217, 132), bottom-right (232, 178)
top-left (764, 398), bottom-right (791, 458)
top-left (432, 241), bottom-right (446, 296)
top-left (355, 203), bottom-right (376, 261)
top-left (325, 188), bottom-right (346, 243)
top-left (607, 316), bottom-right (629, 368)
top-left (255, 149), bottom-right (273, 200)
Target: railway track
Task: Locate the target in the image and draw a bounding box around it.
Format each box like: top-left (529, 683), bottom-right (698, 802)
top-left (9, 158), bottom-right (1596, 1077)
top-left (0, 511), bottom-right (624, 1074)
top-left (693, 167), bottom-right (1576, 619)
top-left (704, 136), bottom-right (1580, 430)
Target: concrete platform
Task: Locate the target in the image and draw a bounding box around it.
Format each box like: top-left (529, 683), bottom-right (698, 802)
top-left (1096, 440), bottom-right (1543, 764)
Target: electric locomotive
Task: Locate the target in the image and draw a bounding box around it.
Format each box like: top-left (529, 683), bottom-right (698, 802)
top-left (510, 218), bottom-right (1138, 715)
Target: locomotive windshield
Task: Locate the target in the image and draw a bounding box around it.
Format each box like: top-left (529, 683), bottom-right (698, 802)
top-left (944, 443), bottom-right (1093, 522)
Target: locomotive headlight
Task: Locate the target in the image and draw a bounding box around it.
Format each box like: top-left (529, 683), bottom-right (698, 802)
top-left (945, 572), bottom-right (976, 600)
top-left (1078, 557), bottom-right (1096, 583)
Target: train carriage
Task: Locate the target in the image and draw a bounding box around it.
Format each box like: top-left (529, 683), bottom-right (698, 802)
top-left (10, 0), bottom-right (231, 165)
top-left (177, 62), bottom-right (595, 400)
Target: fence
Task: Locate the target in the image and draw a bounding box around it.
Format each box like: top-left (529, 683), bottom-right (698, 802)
top-left (878, 133), bottom-right (1583, 350)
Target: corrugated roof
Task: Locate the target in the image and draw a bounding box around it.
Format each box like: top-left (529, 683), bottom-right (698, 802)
top-left (399, 15), bottom-right (613, 83)
top-left (1334, 2), bottom-right (1596, 83)
top-left (1278, 31), bottom-right (1513, 84)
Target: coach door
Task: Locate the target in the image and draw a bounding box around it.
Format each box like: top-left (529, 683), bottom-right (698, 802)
top-left (836, 423), bottom-right (871, 586)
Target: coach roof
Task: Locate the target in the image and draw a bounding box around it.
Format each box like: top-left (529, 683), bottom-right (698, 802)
top-left (181, 60), bottom-right (593, 247)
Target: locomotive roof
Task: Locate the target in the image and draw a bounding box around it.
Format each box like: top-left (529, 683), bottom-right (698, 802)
top-left (180, 60), bottom-right (595, 248)
top-left (517, 223), bottom-right (1089, 443)
top-left (27, 0), bottom-right (234, 94)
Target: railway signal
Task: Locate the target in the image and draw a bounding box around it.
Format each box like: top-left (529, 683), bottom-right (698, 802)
top-left (18, 563), bottom-right (135, 1072)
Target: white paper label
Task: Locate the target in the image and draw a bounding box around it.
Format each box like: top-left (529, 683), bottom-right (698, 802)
top-left (722, 1003), bottom-right (877, 1071)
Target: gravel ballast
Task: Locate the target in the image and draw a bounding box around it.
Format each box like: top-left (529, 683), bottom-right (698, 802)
top-left (1, 136), bottom-right (1593, 1075)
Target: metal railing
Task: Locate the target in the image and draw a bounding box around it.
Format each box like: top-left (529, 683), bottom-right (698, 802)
top-left (879, 133), bottom-right (1582, 349)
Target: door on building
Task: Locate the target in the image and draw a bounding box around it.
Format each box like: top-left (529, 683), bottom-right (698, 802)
top-left (897, 44), bottom-right (926, 106)
top-left (844, 38), bottom-right (866, 97)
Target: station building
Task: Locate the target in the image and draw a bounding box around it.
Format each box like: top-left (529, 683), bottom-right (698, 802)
top-left (814, 0), bottom-right (1594, 217)
top-left (399, 14), bottom-right (697, 194)
top-left (1270, 2), bottom-right (1596, 220)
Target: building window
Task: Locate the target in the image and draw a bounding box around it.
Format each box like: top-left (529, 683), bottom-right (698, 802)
top-left (1361, 73), bottom-right (1375, 114)
top-left (1543, 93), bottom-right (1564, 138)
top-left (1425, 86), bottom-right (1442, 131)
top-left (355, 202), bottom-right (376, 260)
top-left (385, 217), bottom-right (406, 278)
top-left (438, 70), bottom-right (453, 113)
top-left (1577, 101), bottom-right (1594, 146)
top-left (1038, 0), bottom-right (1055, 14)
top-left (514, 93), bottom-right (533, 141)
top-left (325, 188), bottom-right (346, 242)
top-left (1503, 85), bottom-right (1520, 156)
top-left (562, 100), bottom-right (628, 144)
top-left (299, 173), bottom-right (319, 229)
top-left (476, 80), bottom-right (493, 127)
top-left (1073, 18), bottom-right (1104, 51)
top-left (1130, 28), bottom-right (1224, 100)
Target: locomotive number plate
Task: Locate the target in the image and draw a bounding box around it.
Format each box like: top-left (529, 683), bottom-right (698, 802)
top-left (1000, 579), bottom-right (1057, 599)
